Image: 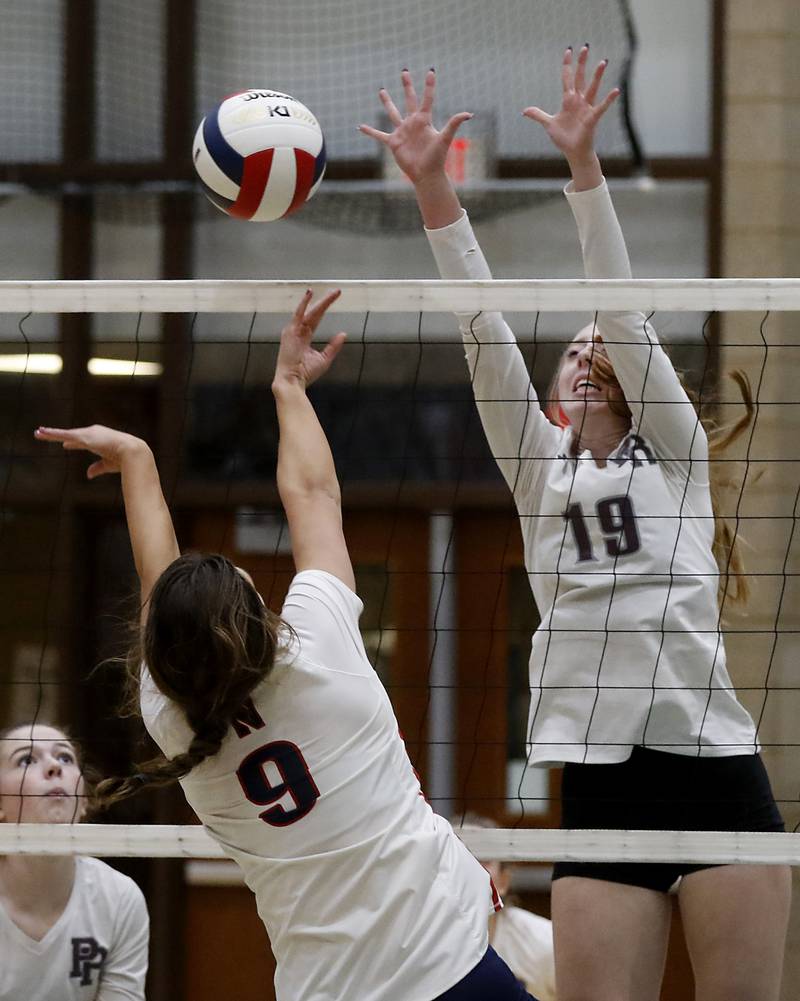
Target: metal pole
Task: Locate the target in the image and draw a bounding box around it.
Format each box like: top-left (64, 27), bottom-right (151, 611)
top-left (427, 510), bottom-right (456, 816)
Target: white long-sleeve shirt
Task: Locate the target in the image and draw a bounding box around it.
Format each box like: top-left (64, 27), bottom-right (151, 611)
top-left (426, 181), bottom-right (758, 765)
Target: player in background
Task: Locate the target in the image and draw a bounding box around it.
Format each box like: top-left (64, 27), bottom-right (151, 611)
top-left (361, 51), bottom-right (790, 1001)
top-left (460, 814), bottom-right (556, 1001)
top-left (0, 721), bottom-right (148, 1001)
top-left (35, 291), bottom-right (540, 1001)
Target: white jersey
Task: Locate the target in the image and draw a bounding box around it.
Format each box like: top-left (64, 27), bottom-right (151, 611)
top-left (491, 905), bottom-right (556, 1001)
top-left (0, 856), bottom-right (148, 1001)
top-left (140, 570), bottom-right (496, 1001)
top-left (426, 181), bottom-right (758, 765)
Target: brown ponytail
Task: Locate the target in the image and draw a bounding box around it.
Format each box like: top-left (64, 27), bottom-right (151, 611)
top-left (96, 553), bottom-right (292, 809)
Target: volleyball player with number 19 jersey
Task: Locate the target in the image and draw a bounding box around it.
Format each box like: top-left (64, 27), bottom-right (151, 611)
top-left (412, 72), bottom-right (785, 866)
top-left (428, 179), bottom-right (760, 766)
top-left (360, 52), bottom-right (790, 1001)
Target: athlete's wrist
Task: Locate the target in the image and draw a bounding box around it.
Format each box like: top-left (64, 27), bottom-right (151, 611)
top-left (272, 372), bottom-right (307, 398)
top-left (566, 152), bottom-right (603, 192)
top-left (118, 436), bottom-right (153, 465)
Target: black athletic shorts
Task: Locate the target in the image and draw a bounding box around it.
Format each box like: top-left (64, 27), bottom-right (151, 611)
top-left (552, 746), bottom-right (785, 893)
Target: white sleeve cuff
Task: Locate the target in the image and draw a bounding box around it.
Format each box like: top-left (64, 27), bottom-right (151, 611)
top-left (563, 177), bottom-right (611, 210)
top-left (424, 209), bottom-right (493, 281)
top-left (423, 207), bottom-right (469, 238)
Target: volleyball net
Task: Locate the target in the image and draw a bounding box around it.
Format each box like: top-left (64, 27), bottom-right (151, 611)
top-left (1, 277), bottom-right (799, 867)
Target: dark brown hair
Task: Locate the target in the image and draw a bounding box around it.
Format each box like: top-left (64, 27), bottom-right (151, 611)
top-left (95, 553), bottom-right (289, 809)
top-left (545, 333), bottom-right (755, 606)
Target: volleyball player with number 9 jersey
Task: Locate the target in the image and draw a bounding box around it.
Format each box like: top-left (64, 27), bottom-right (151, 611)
top-left (34, 291), bottom-right (536, 1001)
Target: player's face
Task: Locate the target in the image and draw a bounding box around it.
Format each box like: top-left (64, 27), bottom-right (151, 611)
top-left (556, 326), bottom-right (619, 427)
top-left (0, 724), bottom-right (86, 824)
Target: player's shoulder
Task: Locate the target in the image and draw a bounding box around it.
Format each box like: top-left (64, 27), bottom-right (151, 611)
top-left (278, 569), bottom-right (375, 679)
top-left (78, 856), bottom-right (147, 908)
top-left (281, 569), bottom-right (364, 625)
top-left (286, 568), bottom-right (361, 602)
top-left (139, 661), bottom-right (193, 758)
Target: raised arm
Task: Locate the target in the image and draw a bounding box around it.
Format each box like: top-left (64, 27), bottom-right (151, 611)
top-left (271, 290), bottom-right (354, 590)
top-left (34, 425), bottom-right (179, 617)
top-left (359, 69), bottom-right (468, 230)
top-left (360, 70), bottom-right (560, 498)
top-left (522, 45), bottom-right (619, 193)
top-left (525, 46), bottom-right (708, 474)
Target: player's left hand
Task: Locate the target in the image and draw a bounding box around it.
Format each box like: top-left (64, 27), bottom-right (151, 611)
top-left (523, 45), bottom-right (620, 164)
top-left (273, 289), bottom-right (347, 390)
top-left (34, 424), bottom-right (148, 478)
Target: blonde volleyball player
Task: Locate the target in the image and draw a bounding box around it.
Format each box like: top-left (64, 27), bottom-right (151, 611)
top-left (35, 291), bottom-right (540, 1001)
top-left (0, 722), bottom-right (148, 1000)
top-left (361, 51), bottom-right (791, 1001)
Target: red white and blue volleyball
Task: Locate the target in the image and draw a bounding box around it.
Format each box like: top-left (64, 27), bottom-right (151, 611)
top-left (193, 90), bottom-right (326, 222)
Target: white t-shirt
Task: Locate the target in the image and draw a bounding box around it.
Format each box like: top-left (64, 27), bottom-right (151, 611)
top-left (425, 182), bottom-right (758, 765)
top-left (140, 570), bottom-right (496, 1001)
top-left (491, 906), bottom-right (556, 1001)
top-left (0, 856), bottom-right (148, 1001)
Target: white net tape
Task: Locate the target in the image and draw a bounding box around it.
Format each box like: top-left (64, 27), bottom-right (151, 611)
top-left (0, 278), bottom-right (798, 314)
top-left (2, 824), bottom-right (799, 863)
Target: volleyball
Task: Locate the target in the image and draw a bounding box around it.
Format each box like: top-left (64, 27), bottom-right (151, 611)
top-left (192, 90), bottom-right (326, 222)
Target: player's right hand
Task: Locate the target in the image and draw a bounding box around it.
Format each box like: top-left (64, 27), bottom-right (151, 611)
top-left (273, 289), bottom-right (347, 390)
top-left (358, 69), bottom-right (472, 185)
top-left (34, 424), bottom-right (149, 479)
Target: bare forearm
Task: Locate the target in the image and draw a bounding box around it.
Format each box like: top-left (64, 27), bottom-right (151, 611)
top-left (119, 441), bottom-right (180, 594)
top-left (272, 378), bottom-right (340, 504)
top-left (414, 171), bottom-right (463, 229)
top-left (566, 152), bottom-right (604, 192)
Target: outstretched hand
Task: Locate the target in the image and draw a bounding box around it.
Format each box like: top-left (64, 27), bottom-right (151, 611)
top-left (274, 289), bottom-right (347, 390)
top-left (34, 424), bottom-right (147, 479)
top-left (36, 423), bottom-right (177, 608)
top-left (359, 69), bottom-right (472, 184)
top-left (523, 45), bottom-right (620, 166)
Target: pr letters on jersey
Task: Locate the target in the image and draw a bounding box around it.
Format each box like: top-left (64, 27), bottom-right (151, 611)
top-left (70, 937), bottom-right (107, 987)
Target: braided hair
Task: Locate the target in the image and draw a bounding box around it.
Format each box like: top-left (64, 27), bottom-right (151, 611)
top-left (96, 553), bottom-right (290, 809)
